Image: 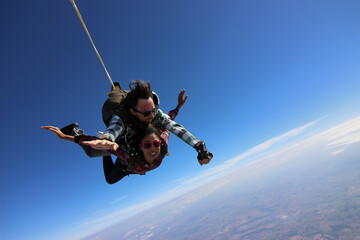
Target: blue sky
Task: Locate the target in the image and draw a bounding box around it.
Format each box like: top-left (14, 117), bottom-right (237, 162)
top-left (1, 0), bottom-right (360, 239)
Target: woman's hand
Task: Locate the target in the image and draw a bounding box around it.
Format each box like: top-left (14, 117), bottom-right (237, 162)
top-left (41, 126), bottom-right (75, 142)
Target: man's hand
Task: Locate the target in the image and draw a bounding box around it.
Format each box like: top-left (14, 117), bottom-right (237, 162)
top-left (194, 141), bottom-right (213, 166)
top-left (41, 126), bottom-right (75, 142)
top-left (176, 89), bottom-right (188, 111)
top-left (82, 139), bottom-right (119, 151)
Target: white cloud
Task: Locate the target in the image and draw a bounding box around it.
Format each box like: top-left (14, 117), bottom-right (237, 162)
top-left (248, 120), bottom-right (319, 153)
top-left (327, 130), bottom-right (360, 147)
top-left (331, 149), bottom-right (345, 155)
top-left (323, 116), bottom-right (360, 155)
top-left (179, 118), bottom-right (321, 186)
top-left (109, 195), bottom-right (128, 205)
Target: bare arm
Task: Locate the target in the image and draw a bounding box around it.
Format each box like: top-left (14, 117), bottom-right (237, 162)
top-left (176, 89), bottom-right (188, 111)
top-left (41, 126), bottom-right (118, 150)
top-left (41, 126), bottom-right (75, 142)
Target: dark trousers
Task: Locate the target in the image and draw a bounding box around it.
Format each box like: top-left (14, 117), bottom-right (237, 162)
top-left (103, 156), bottom-right (129, 184)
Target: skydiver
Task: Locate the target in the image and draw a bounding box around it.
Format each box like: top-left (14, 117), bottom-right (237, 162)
top-left (80, 80), bottom-right (212, 167)
top-left (98, 80), bottom-right (212, 166)
top-left (42, 89), bottom-right (210, 183)
top-left (42, 113), bottom-right (177, 183)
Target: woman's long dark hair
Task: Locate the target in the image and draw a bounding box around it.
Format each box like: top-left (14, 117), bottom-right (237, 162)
top-left (138, 125), bottom-right (168, 158)
top-left (138, 125), bottom-right (161, 143)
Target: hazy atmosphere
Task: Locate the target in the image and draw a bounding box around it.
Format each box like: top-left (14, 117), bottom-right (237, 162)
top-left (1, 0), bottom-right (360, 239)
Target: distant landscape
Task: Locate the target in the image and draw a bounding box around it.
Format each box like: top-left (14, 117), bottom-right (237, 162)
top-left (85, 138), bottom-right (360, 240)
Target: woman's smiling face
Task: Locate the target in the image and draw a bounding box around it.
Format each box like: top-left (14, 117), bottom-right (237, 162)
top-left (139, 133), bottom-right (161, 164)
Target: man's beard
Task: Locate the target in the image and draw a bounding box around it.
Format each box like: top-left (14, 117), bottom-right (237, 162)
top-left (139, 119), bottom-right (151, 129)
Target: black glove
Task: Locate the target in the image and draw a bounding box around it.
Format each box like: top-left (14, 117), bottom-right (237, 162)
top-left (194, 141), bottom-right (213, 164)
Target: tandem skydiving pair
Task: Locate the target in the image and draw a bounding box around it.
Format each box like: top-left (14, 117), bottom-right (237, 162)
top-left (42, 80), bottom-right (213, 184)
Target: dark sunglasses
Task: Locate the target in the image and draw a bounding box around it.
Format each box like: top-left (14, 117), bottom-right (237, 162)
top-left (141, 140), bottom-right (161, 149)
top-left (132, 105), bottom-right (159, 117)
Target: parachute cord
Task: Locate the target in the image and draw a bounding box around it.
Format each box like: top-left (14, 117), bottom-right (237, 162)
top-left (69, 0), bottom-right (115, 89)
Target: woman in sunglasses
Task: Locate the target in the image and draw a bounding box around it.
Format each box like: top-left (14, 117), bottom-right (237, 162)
top-left (101, 123), bottom-right (171, 182)
top-left (78, 109), bottom-right (177, 182)
top-left (42, 90), bottom-right (187, 183)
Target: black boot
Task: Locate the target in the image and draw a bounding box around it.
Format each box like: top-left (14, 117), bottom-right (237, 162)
top-left (60, 123), bottom-right (79, 135)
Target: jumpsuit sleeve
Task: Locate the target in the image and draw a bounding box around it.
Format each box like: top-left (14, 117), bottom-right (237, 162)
top-left (100, 114), bottom-right (124, 142)
top-left (157, 108), bottom-right (200, 147)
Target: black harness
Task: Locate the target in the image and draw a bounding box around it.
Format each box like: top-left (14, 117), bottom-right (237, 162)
top-left (101, 84), bottom-right (162, 172)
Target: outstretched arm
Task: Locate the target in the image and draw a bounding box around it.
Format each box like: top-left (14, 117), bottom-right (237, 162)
top-left (42, 126), bottom-right (119, 151)
top-left (157, 90), bottom-right (213, 166)
top-left (41, 126), bottom-right (75, 142)
top-left (42, 125), bottom-right (121, 159)
top-left (82, 139), bottom-right (119, 151)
